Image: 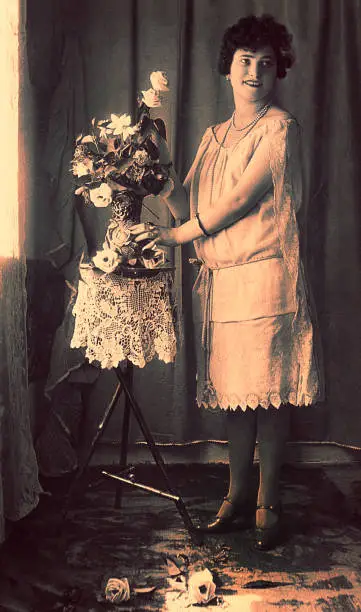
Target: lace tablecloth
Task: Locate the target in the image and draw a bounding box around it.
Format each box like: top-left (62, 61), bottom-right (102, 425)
top-left (70, 265), bottom-right (177, 369)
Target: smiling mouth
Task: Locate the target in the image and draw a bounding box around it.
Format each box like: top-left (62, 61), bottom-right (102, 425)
top-left (244, 80), bottom-right (262, 87)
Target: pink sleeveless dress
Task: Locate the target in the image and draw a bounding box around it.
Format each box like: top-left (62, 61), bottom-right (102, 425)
top-left (184, 117), bottom-right (323, 411)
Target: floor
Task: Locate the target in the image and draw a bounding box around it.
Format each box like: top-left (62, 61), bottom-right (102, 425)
top-left (0, 463), bottom-right (361, 611)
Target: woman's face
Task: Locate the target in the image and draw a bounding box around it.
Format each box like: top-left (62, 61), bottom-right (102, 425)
top-left (228, 46), bottom-right (278, 104)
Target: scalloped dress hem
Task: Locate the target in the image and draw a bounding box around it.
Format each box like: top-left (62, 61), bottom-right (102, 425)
top-left (196, 389), bottom-right (317, 411)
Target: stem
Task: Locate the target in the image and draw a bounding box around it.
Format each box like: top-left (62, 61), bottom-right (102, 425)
top-left (91, 128), bottom-right (101, 154)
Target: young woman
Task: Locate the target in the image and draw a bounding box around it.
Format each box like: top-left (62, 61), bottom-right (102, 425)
top-left (131, 14), bottom-right (322, 550)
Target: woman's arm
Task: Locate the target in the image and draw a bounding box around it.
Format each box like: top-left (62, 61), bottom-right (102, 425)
top-left (131, 131), bottom-right (274, 248)
top-left (175, 137), bottom-right (273, 242)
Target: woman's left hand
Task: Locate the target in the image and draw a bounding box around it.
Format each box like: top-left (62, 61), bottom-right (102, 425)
top-left (129, 223), bottom-right (179, 250)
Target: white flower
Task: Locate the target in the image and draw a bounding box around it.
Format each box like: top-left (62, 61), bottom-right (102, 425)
top-left (141, 88), bottom-right (161, 108)
top-left (105, 220), bottom-right (130, 250)
top-left (92, 248), bottom-right (120, 273)
top-left (188, 568), bottom-right (216, 606)
top-left (107, 113), bottom-right (132, 136)
top-left (106, 113), bottom-right (138, 140)
top-left (150, 71), bottom-right (169, 92)
top-left (89, 183), bottom-right (113, 207)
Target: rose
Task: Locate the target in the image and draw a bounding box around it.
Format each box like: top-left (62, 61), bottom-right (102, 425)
top-left (141, 88), bottom-right (161, 108)
top-left (150, 71), bottom-right (169, 92)
top-left (105, 578), bottom-right (131, 604)
top-left (88, 183), bottom-right (113, 207)
top-left (105, 220), bottom-right (130, 251)
top-left (72, 158), bottom-right (94, 177)
top-left (188, 569), bottom-right (216, 606)
top-left (92, 248), bottom-right (121, 273)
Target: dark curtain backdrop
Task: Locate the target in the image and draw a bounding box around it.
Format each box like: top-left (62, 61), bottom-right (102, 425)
top-left (26, 0), bottom-right (361, 458)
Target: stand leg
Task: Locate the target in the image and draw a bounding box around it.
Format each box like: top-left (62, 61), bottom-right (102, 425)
top-left (63, 380), bottom-right (123, 517)
top-left (115, 362), bottom-right (133, 509)
top-left (114, 366), bottom-right (200, 541)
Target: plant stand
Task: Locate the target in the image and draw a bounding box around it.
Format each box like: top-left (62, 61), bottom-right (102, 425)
top-left (63, 360), bottom-right (202, 545)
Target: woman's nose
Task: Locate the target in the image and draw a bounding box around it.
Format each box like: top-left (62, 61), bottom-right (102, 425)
top-left (248, 62), bottom-right (261, 79)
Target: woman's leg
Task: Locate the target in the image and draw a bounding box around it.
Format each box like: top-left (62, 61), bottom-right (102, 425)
top-left (256, 404), bottom-right (290, 528)
top-left (216, 407), bottom-right (257, 518)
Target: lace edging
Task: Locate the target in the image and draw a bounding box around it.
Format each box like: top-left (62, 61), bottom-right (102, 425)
top-left (197, 390), bottom-right (315, 411)
top-left (70, 339), bottom-right (176, 369)
top-left (70, 269), bottom-right (177, 369)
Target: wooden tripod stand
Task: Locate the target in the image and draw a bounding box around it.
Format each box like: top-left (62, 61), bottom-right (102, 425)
top-left (63, 361), bottom-right (202, 545)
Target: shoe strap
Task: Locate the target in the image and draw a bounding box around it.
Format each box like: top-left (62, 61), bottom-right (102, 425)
top-left (256, 503), bottom-right (279, 511)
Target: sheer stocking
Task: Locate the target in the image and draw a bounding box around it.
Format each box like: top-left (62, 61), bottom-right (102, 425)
top-left (256, 404), bottom-right (290, 528)
top-left (216, 408), bottom-right (257, 519)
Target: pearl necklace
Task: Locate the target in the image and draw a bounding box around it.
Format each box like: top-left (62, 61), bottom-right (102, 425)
top-left (231, 103), bottom-right (271, 132)
top-left (208, 103), bottom-right (270, 206)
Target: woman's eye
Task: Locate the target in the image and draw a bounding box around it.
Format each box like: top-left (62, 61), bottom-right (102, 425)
top-left (241, 59), bottom-right (250, 65)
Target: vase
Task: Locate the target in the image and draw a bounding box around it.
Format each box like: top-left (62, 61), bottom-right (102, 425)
top-left (95, 189), bottom-right (168, 277)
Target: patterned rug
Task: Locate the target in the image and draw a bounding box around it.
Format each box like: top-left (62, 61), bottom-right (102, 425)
top-left (0, 464), bottom-right (361, 611)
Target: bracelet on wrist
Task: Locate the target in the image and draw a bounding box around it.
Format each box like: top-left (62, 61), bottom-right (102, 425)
top-left (195, 212), bottom-right (211, 237)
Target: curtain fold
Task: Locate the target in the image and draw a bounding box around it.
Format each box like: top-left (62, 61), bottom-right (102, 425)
top-left (0, 0), bottom-right (41, 543)
top-left (28, 0), bottom-right (361, 469)
top-left (0, 259), bottom-right (41, 543)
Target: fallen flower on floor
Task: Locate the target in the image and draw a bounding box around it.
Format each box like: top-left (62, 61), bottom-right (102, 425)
top-left (105, 577), bottom-right (130, 604)
top-left (164, 555), bottom-right (218, 606)
top-left (104, 577), bottom-right (157, 605)
top-left (188, 568), bottom-right (217, 606)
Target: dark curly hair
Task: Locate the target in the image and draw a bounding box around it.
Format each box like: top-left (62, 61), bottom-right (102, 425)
top-left (218, 14), bottom-right (295, 79)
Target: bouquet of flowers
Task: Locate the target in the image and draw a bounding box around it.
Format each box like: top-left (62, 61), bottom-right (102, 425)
top-left (72, 71), bottom-right (172, 274)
